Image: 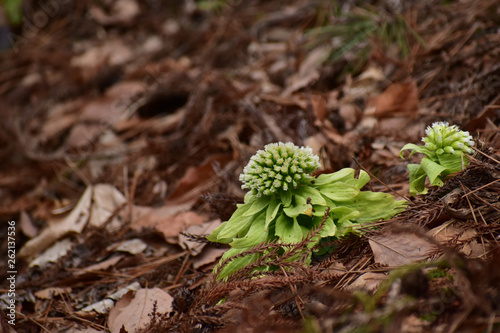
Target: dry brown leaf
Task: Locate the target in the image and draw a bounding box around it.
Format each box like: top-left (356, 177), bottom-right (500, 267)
top-left (429, 222), bottom-right (486, 258)
top-left (369, 231), bottom-right (436, 266)
top-left (65, 123), bottom-right (103, 150)
top-left (167, 154), bottom-right (233, 204)
top-left (310, 94), bottom-right (328, 123)
top-left (130, 206), bottom-right (207, 242)
top-left (89, 0), bottom-right (140, 26)
top-left (193, 247), bottom-right (227, 269)
top-left (108, 288), bottom-right (173, 333)
top-left (19, 210), bottom-right (38, 238)
top-left (343, 66), bottom-right (385, 102)
top-left (347, 272), bottom-right (386, 292)
top-left (338, 103), bottom-right (362, 130)
top-left (34, 287), bottom-right (71, 299)
top-left (89, 184), bottom-right (127, 228)
top-left (111, 239), bottom-right (148, 255)
top-left (178, 219), bottom-right (221, 255)
top-left (77, 255), bottom-right (124, 274)
top-left (19, 187), bottom-right (92, 259)
top-left (282, 46), bottom-right (330, 96)
top-left (29, 238), bottom-right (74, 268)
top-left (372, 81), bottom-right (418, 116)
top-left (71, 38), bottom-right (133, 70)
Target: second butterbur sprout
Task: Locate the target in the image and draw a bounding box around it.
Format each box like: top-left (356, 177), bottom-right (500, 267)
top-left (422, 122), bottom-right (474, 157)
top-left (400, 122), bottom-right (475, 195)
top-left (209, 142), bottom-right (406, 280)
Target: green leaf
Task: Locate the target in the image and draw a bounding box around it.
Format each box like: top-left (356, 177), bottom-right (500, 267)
top-left (400, 143), bottom-right (432, 159)
top-left (345, 170), bottom-right (371, 189)
top-left (318, 216), bottom-right (337, 237)
top-left (335, 219), bottom-right (356, 237)
top-left (295, 186), bottom-right (327, 205)
top-left (421, 157), bottom-right (446, 187)
top-left (330, 206), bottom-right (360, 223)
top-left (207, 203), bottom-right (252, 242)
top-left (340, 191), bottom-right (406, 223)
top-left (280, 189), bottom-right (293, 207)
top-left (355, 170), bottom-right (371, 189)
top-left (407, 163), bottom-right (427, 195)
top-left (212, 215), bottom-right (254, 243)
top-left (230, 213), bottom-right (269, 248)
top-left (275, 214), bottom-right (304, 243)
top-left (313, 168), bottom-right (355, 186)
top-left (212, 203), bottom-right (255, 242)
top-left (283, 195), bottom-right (313, 218)
top-left (216, 248), bottom-right (261, 281)
top-left (437, 153), bottom-right (467, 173)
top-left (243, 196), bottom-right (270, 217)
top-left (265, 197), bottom-right (282, 230)
top-left (244, 191), bottom-right (258, 204)
top-left (318, 182), bottom-right (360, 201)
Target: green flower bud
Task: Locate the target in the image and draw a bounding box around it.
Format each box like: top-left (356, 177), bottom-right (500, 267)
top-left (239, 142), bottom-right (320, 197)
top-left (422, 122), bottom-right (474, 156)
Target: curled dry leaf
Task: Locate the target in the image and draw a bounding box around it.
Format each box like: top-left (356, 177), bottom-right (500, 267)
top-left (19, 184), bottom-right (126, 260)
top-left (28, 238), bottom-right (74, 268)
top-left (89, 184), bottom-right (127, 229)
top-left (19, 186), bottom-right (92, 260)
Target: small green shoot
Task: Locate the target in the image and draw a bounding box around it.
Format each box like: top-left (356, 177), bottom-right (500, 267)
top-left (400, 122), bottom-right (475, 195)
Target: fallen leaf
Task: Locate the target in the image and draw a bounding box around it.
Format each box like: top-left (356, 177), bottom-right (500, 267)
top-left (34, 287), bottom-right (71, 299)
top-left (89, 184), bottom-right (127, 228)
top-left (71, 38), bottom-right (133, 70)
top-left (167, 154), bottom-right (233, 204)
top-left (110, 239), bottom-right (148, 255)
top-left (372, 81), bottom-right (418, 117)
top-left (89, 0), bottom-right (140, 26)
top-left (81, 282), bottom-right (141, 315)
top-left (19, 210), bottom-right (38, 238)
top-left (130, 206), bottom-right (207, 242)
top-left (429, 222), bottom-right (486, 258)
top-left (369, 231), bottom-right (436, 266)
top-left (78, 255), bottom-right (124, 274)
top-left (108, 288), bottom-right (173, 333)
top-left (178, 219), bottom-right (222, 255)
top-left (347, 272), bottom-right (386, 292)
top-left (19, 187), bottom-right (92, 259)
top-left (193, 247), bottom-right (227, 269)
top-left (29, 238), bottom-right (74, 268)
top-left (282, 46), bottom-right (330, 96)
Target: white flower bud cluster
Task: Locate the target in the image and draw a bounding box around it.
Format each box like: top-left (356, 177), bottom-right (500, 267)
top-left (240, 142), bottom-right (320, 197)
top-left (422, 122), bottom-right (474, 156)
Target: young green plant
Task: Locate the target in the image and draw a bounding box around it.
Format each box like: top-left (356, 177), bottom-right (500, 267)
top-left (400, 122), bottom-right (475, 195)
top-left (208, 142), bottom-right (406, 280)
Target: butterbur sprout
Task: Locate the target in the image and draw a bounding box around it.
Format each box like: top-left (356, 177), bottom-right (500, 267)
top-left (400, 121), bottom-right (476, 195)
top-left (210, 141), bottom-right (406, 279)
top-left (239, 142), bottom-right (320, 197)
top-left (422, 122), bottom-right (475, 156)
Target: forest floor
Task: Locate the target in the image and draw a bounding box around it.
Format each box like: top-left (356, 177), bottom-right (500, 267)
top-left (1, 0), bottom-right (500, 332)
